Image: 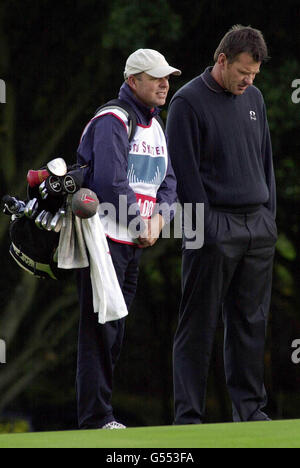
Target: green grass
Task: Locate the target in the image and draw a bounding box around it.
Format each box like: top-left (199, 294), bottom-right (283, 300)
top-left (0, 419), bottom-right (299, 448)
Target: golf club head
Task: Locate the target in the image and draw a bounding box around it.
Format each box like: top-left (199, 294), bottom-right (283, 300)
top-left (41, 211), bottom-right (53, 230)
top-left (35, 210), bottom-right (48, 229)
top-left (24, 198), bottom-right (39, 219)
top-left (39, 180), bottom-right (48, 200)
top-left (2, 195), bottom-right (26, 217)
top-left (50, 207), bottom-right (66, 232)
top-left (47, 158), bottom-right (67, 177)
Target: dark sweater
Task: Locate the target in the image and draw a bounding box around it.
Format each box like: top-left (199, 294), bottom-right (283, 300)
top-left (166, 67), bottom-right (276, 223)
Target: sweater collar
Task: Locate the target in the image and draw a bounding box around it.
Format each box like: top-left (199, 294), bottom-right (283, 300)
top-left (201, 66), bottom-right (239, 99)
top-left (200, 66), bottom-right (225, 93)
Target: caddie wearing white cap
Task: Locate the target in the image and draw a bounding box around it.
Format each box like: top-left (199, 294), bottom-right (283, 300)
top-left (76, 50), bottom-right (181, 430)
top-left (124, 48), bottom-right (181, 79)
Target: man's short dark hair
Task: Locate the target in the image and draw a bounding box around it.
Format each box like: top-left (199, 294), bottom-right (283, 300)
top-left (214, 25), bottom-right (269, 63)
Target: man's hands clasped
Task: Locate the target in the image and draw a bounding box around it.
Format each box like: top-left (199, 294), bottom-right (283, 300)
top-left (138, 214), bottom-right (165, 248)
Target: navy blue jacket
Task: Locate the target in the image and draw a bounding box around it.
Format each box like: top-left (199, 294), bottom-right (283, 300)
top-left (77, 83), bottom-right (177, 230)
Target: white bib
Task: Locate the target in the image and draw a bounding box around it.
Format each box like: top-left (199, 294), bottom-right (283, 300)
top-left (95, 110), bottom-right (168, 244)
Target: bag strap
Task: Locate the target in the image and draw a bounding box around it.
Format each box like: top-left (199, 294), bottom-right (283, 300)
top-left (154, 113), bottom-right (165, 132)
top-left (94, 99), bottom-right (137, 142)
top-left (94, 99), bottom-right (165, 142)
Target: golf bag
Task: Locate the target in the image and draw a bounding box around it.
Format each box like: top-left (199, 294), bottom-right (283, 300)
top-left (2, 158), bottom-right (85, 280)
top-left (9, 215), bottom-right (64, 280)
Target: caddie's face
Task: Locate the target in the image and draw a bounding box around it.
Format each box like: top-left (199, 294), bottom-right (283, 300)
top-left (129, 72), bottom-right (170, 107)
top-left (220, 52), bottom-right (261, 95)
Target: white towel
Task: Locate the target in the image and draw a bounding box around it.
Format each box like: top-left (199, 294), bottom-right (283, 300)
top-left (57, 200), bottom-right (128, 324)
top-left (57, 202), bottom-right (89, 269)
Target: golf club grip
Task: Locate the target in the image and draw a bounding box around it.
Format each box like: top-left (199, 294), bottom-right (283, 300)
top-left (27, 169), bottom-right (50, 188)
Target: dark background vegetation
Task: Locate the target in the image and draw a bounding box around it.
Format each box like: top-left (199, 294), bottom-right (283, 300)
top-left (0, 0), bottom-right (299, 432)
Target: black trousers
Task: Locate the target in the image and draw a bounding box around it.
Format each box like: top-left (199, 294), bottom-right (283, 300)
top-left (173, 206), bottom-right (277, 424)
top-left (76, 239), bottom-right (142, 429)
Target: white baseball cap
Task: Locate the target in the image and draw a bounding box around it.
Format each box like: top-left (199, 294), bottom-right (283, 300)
top-left (124, 49), bottom-right (181, 79)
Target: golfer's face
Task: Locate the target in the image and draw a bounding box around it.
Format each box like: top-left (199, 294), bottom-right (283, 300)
top-left (222, 52), bottom-right (261, 95)
top-left (133, 73), bottom-right (170, 107)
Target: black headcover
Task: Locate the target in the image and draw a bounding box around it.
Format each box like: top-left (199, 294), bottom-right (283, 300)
top-left (27, 184), bottom-right (65, 213)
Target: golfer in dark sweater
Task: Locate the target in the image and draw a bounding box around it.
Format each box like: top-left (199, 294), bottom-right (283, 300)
top-left (166, 25), bottom-right (277, 423)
